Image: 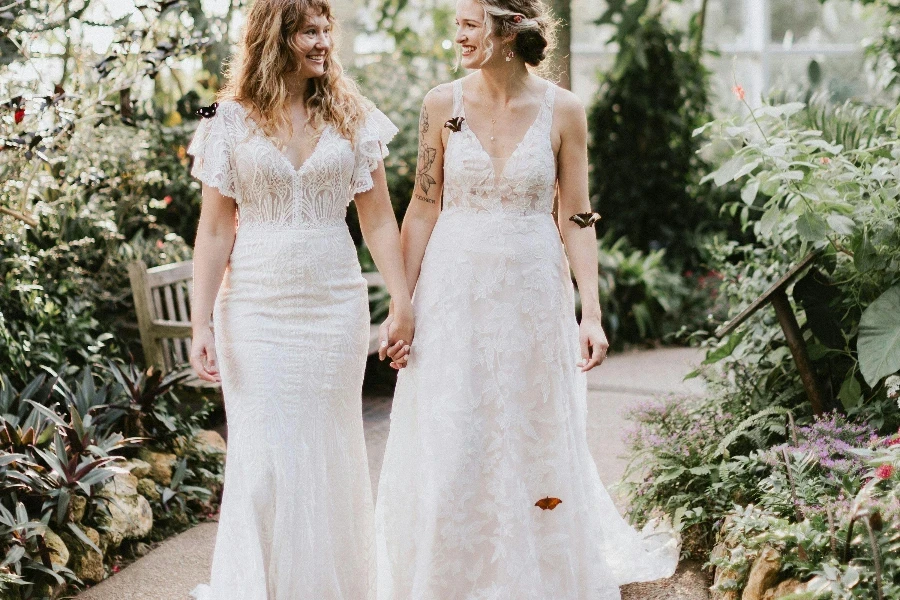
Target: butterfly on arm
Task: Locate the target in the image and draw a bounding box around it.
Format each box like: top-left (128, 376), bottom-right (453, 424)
top-left (195, 103), bottom-right (219, 119)
top-left (444, 117), bottom-right (465, 132)
top-left (568, 212), bottom-right (601, 229)
top-left (535, 497), bottom-right (563, 511)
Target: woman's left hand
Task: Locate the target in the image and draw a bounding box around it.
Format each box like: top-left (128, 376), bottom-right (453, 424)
top-left (578, 315), bottom-right (609, 372)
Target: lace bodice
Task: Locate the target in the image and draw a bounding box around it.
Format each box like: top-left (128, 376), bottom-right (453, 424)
top-left (442, 79), bottom-right (557, 215)
top-left (187, 100), bottom-right (397, 231)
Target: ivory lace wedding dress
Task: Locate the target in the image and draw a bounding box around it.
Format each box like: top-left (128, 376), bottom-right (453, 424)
top-left (186, 99), bottom-right (396, 600)
top-left (375, 79), bottom-right (678, 600)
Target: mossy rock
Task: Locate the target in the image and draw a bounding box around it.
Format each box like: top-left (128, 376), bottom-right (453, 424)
top-left (59, 526), bottom-right (104, 584)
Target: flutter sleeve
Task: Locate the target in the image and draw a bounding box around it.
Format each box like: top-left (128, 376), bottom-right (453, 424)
top-left (350, 107), bottom-right (399, 197)
top-left (186, 102), bottom-right (241, 203)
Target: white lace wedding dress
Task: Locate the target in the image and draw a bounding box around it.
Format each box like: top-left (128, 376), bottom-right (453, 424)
top-left (186, 99), bottom-right (396, 600)
top-left (374, 79), bottom-right (678, 600)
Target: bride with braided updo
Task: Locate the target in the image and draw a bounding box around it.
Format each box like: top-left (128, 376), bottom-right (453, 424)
top-left (373, 0), bottom-right (679, 597)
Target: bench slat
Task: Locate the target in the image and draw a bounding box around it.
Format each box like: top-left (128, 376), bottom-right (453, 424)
top-left (146, 261), bottom-right (194, 288)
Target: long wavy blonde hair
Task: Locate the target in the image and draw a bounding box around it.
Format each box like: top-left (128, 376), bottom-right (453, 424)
top-left (220, 0), bottom-right (370, 144)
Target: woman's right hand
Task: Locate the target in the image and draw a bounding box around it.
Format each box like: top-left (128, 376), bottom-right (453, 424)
top-left (379, 304), bottom-right (414, 369)
top-left (190, 327), bottom-right (221, 383)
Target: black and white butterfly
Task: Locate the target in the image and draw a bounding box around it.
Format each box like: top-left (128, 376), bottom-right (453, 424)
top-left (195, 103), bottom-right (218, 119)
top-left (569, 212), bottom-right (601, 228)
top-left (444, 116), bottom-right (465, 132)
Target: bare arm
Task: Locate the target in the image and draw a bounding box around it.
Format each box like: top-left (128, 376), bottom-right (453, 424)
top-left (400, 86), bottom-right (452, 297)
top-left (556, 90), bottom-right (608, 371)
top-left (189, 184), bottom-right (237, 382)
top-left (377, 86), bottom-right (451, 365)
top-left (355, 161), bottom-right (414, 346)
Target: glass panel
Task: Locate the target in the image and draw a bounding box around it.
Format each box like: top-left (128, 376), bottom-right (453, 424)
top-left (768, 54), bottom-right (874, 102)
top-left (703, 0), bottom-right (749, 48)
top-left (770, 0), bottom-right (878, 46)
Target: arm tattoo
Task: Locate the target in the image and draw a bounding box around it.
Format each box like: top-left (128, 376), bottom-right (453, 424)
top-left (419, 104), bottom-right (429, 134)
top-left (415, 193), bottom-right (435, 204)
top-left (415, 105), bottom-right (437, 194)
top-left (416, 144), bottom-right (437, 194)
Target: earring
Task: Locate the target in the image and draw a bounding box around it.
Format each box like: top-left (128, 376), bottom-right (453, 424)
top-left (505, 47), bottom-right (515, 62)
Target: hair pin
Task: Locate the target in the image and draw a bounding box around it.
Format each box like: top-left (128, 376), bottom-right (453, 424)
top-left (444, 116), bottom-right (465, 132)
top-left (569, 212), bottom-right (601, 228)
top-left (195, 102), bottom-right (219, 119)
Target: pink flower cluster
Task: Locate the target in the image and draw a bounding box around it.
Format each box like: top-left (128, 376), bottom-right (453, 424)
top-left (876, 464), bottom-right (895, 479)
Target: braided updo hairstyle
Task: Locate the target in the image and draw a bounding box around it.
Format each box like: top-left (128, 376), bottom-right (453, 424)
top-left (476, 0), bottom-right (557, 67)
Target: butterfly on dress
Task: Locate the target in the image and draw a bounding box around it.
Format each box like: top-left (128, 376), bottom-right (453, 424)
top-left (569, 212), bottom-right (601, 229)
top-left (195, 103), bottom-right (219, 119)
top-left (444, 116), bottom-right (465, 132)
top-left (535, 497), bottom-right (563, 511)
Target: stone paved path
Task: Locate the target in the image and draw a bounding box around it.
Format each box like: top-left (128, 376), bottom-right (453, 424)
top-left (77, 347), bottom-right (709, 600)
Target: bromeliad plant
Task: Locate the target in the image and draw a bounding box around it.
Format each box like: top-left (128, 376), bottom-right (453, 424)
top-left (0, 361), bottom-right (223, 597)
top-left (0, 370), bottom-right (132, 597)
top-left (107, 361), bottom-right (189, 443)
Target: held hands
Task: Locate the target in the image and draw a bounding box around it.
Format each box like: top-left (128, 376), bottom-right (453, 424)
top-left (577, 314), bottom-right (609, 372)
top-left (378, 302), bottom-right (415, 370)
top-left (190, 326), bottom-right (221, 383)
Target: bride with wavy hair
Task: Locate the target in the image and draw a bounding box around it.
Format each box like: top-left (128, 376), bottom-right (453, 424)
top-left (186, 0), bottom-right (413, 598)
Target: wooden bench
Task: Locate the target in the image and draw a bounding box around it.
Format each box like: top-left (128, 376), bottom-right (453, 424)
top-left (128, 260), bottom-right (387, 386)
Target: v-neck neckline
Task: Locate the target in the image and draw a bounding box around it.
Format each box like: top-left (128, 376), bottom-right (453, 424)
top-left (269, 126), bottom-right (329, 174)
top-left (236, 102), bottom-right (329, 174)
top-left (459, 82), bottom-right (550, 184)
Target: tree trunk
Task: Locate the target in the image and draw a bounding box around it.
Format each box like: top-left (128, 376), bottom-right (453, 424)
top-left (546, 0), bottom-right (571, 89)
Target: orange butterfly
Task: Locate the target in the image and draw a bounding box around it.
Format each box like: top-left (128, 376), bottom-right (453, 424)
top-left (535, 497), bottom-right (562, 510)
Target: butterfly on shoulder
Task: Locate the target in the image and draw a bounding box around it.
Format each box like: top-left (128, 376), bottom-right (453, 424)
top-left (568, 212), bottom-right (601, 229)
top-left (444, 116), bottom-right (465, 132)
top-left (534, 496), bottom-right (563, 511)
top-left (195, 103), bottom-right (219, 119)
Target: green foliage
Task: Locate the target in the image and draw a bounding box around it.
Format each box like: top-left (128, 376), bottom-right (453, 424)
top-left (696, 98), bottom-right (900, 413)
top-left (590, 234), bottom-right (725, 348)
top-left (0, 363), bottom-right (223, 597)
top-left (588, 6), bottom-right (737, 268)
top-left (0, 0), bottom-right (224, 382)
top-left (627, 12), bottom-right (900, 591)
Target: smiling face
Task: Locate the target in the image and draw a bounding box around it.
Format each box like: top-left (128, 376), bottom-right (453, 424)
top-left (291, 12), bottom-right (332, 79)
top-left (455, 0), bottom-right (503, 69)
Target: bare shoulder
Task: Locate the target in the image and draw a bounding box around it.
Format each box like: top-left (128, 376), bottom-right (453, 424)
top-left (422, 82), bottom-right (456, 120)
top-left (552, 86), bottom-right (587, 124)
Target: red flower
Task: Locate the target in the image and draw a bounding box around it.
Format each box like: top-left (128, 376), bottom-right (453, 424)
top-left (112, 565), bottom-right (121, 573)
top-left (887, 437), bottom-right (900, 447)
top-left (732, 85), bottom-right (746, 101)
top-left (163, 195), bottom-right (173, 205)
top-left (14, 108), bottom-right (24, 123)
top-left (875, 464), bottom-right (895, 479)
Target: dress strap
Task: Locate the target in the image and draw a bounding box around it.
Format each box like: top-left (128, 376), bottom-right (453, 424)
top-left (540, 82), bottom-right (557, 132)
top-left (452, 79), bottom-right (464, 117)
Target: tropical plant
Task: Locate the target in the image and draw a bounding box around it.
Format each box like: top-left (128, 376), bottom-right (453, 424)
top-left (106, 361), bottom-right (192, 444)
top-left (695, 97), bottom-right (900, 415)
top-left (587, 234), bottom-right (724, 347)
top-left (588, 1), bottom-right (740, 269)
top-left (0, 363), bottom-right (223, 596)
